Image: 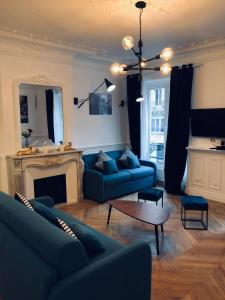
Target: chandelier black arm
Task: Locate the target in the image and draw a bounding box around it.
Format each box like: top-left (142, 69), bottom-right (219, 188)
top-left (131, 47), bottom-right (139, 57)
top-left (124, 54), bottom-right (161, 70)
top-left (124, 67), bottom-right (160, 71)
top-left (142, 54), bottom-right (161, 63)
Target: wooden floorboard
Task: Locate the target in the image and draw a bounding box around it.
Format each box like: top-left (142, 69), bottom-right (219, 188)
top-left (59, 192), bottom-right (225, 300)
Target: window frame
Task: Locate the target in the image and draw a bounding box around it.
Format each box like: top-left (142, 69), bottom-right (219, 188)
top-left (143, 77), bottom-right (170, 169)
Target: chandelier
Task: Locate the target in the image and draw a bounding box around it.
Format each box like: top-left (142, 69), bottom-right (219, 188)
top-left (110, 1), bottom-right (174, 102)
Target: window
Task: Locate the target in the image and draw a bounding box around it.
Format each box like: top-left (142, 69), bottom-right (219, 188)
top-left (143, 78), bottom-right (170, 181)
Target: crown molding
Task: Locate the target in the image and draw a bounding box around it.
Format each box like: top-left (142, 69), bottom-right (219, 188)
top-left (174, 36), bottom-right (225, 64)
top-left (0, 27), bottom-right (117, 64)
top-left (0, 27), bottom-right (225, 66)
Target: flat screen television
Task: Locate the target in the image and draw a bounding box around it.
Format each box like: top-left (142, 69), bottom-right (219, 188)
top-left (191, 108), bottom-right (225, 138)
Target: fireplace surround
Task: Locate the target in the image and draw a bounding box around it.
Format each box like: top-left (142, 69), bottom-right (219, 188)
top-left (7, 150), bottom-right (83, 204)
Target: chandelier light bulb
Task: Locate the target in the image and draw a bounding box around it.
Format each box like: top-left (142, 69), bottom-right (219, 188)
top-left (110, 63), bottom-right (122, 75)
top-left (119, 64), bottom-right (128, 75)
top-left (160, 63), bottom-right (172, 75)
top-left (160, 47), bottom-right (174, 61)
top-left (122, 36), bottom-right (135, 50)
top-left (141, 60), bottom-right (146, 68)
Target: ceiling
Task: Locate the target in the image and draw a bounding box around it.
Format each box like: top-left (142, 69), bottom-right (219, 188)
top-left (0, 0), bottom-right (225, 58)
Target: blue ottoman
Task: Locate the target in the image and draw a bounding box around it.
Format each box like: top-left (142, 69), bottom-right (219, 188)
top-left (181, 196), bottom-right (208, 230)
top-left (138, 188), bottom-right (164, 207)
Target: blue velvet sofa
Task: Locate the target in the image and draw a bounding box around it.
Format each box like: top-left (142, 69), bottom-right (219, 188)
top-left (83, 150), bottom-right (157, 203)
top-left (0, 191), bottom-right (152, 300)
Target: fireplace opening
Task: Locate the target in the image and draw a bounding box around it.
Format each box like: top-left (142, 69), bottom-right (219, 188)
top-left (34, 174), bottom-right (67, 204)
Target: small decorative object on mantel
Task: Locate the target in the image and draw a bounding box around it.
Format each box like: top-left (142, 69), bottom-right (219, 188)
top-left (64, 142), bottom-right (74, 151)
top-left (16, 146), bottom-right (38, 156)
top-left (22, 128), bottom-right (33, 147)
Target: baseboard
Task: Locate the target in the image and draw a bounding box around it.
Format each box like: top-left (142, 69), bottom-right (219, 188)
top-left (185, 187), bottom-right (225, 204)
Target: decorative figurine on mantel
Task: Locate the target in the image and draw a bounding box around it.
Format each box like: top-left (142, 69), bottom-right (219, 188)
top-left (22, 128), bottom-right (33, 147)
top-left (64, 142), bottom-right (73, 151)
top-left (16, 146), bottom-right (38, 156)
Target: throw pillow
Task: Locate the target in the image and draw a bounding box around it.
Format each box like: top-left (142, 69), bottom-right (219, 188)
top-left (103, 159), bottom-right (119, 175)
top-left (32, 201), bottom-right (59, 226)
top-left (14, 192), bottom-right (35, 211)
top-left (57, 218), bottom-right (78, 239)
top-left (15, 193), bottom-right (77, 239)
top-left (94, 150), bottom-right (111, 171)
top-left (127, 155), bottom-right (141, 169)
top-left (69, 223), bottom-right (105, 255)
top-left (119, 147), bottom-right (137, 168)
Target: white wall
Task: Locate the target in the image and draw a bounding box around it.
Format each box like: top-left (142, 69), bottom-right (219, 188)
top-left (0, 40), bottom-right (129, 192)
top-left (72, 59), bottom-right (129, 148)
top-left (190, 58), bottom-right (225, 148)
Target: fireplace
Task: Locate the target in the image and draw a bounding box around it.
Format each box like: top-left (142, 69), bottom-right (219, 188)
top-left (7, 150), bottom-right (84, 204)
top-left (34, 174), bottom-right (67, 204)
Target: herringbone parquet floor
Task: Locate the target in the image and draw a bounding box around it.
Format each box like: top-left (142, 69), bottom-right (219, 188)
top-left (60, 192), bottom-right (225, 300)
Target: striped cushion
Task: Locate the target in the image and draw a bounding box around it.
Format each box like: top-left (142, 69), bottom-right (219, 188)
top-left (15, 192), bottom-right (77, 239)
top-left (15, 192), bottom-right (35, 211)
top-left (57, 218), bottom-right (77, 239)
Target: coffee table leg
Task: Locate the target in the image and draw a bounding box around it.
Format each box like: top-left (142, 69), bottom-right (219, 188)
top-left (155, 225), bottom-right (160, 255)
top-left (161, 224), bottom-right (164, 234)
top-left (107, 205), bottom-right (112, 226)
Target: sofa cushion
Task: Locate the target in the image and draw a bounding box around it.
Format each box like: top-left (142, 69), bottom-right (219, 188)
top-left (127, 155), bottom-right (141, 169)
top-left (103, 159), bottom-right (119, 175)
top-left (0, 192), bottom-right (88, 278)
top-left (119, 147), bottom-right (137, 168)
top-left (50, 208), bottom-right (123, 263)
top-left (103, 171), bottom-right (132, 187)
top-left (123, 166), bottom-right (154, 180)
top-left (95, 151), bottom-right (111, 170)
top-left (32, 201), bottom-right (77, 238)
top-left (32, 201), bottom-right (59, 226)
top-left (69, 223), bottom-right (105, 255)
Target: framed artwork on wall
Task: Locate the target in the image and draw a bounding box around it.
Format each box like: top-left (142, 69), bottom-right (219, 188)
top-left (89, 93), bottom-right (112, 115)
top-left (20, 95), bottom-right (29, 123)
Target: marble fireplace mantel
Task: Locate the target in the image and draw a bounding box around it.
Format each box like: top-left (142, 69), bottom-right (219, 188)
top-left (6, 150), bottom-right (84, 204)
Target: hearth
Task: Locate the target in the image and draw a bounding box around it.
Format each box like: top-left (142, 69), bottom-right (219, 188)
top-left (34, 174), bottom-right (67, 204)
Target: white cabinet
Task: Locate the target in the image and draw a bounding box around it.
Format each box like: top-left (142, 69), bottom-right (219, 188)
top-left (186, 147), bottom-right (225, 203)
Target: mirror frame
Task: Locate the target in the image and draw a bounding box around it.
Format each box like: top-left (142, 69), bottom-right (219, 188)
top-left (13, 75), bottom-right (67, 150)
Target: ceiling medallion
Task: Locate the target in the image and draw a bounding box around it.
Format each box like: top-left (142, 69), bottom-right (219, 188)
top-left (110, 1), bottom-right (174, 102)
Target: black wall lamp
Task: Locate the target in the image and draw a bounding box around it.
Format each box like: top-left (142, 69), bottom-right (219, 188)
top-left (74, 78), bottom-right (116, 109)
top-left (119, 100), bottom-right (126, 107)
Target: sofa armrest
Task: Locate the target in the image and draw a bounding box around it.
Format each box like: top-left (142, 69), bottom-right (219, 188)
top-left (29, 196), bottom-right (55, 207)
top-left (83, 169), bottom-right (105, 203)
top-left (49, 241), bottom-right (151, 300)
top-left (139, 160), bottom-right (157, 185)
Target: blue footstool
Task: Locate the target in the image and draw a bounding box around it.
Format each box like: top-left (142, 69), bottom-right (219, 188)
top-left (138, 187), bottom-right (164, 207)
top-left (181, 196), bottom-right (208, 230)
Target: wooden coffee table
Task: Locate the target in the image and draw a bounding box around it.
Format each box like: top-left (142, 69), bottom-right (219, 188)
top-left (107, 200), bottom-right (170, 255)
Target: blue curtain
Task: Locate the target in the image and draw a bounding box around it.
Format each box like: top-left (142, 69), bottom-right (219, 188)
top-left (164, 64), bottom-right (194, 194)
top-left (45, 89), bottom-right (55, 143)
top-left (127, 74), bottom-right (141, 158)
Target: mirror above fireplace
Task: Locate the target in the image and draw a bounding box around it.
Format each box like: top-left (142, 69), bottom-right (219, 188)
top-left (19, 83), bottom-right (64, 148)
